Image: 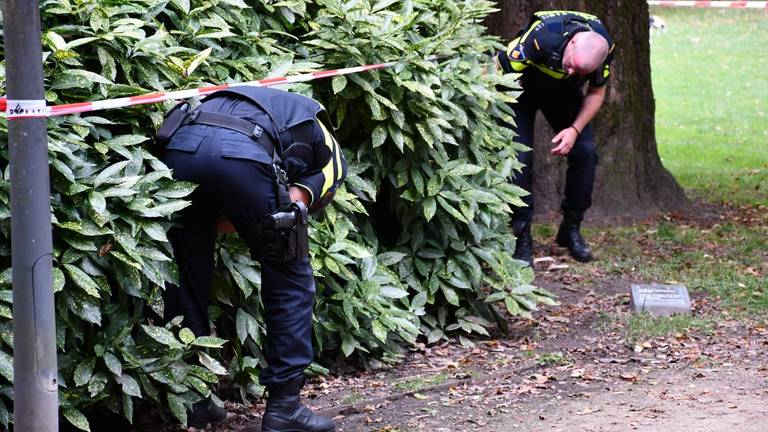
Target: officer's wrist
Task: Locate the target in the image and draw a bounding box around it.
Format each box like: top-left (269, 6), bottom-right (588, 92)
top-left (569, 125), bottom-right (581, 136)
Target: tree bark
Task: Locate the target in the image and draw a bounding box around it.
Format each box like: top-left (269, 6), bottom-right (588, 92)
top-left (486, 0), bottom-right (687, 221)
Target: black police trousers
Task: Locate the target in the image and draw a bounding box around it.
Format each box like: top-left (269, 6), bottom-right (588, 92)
top-left (509, 72), bottom-right (598, 225)
top-left (162, 132), bottom-right (315, 388)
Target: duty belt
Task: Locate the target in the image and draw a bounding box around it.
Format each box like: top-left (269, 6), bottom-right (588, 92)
top-left (184, 111), bottom-right (279, 160)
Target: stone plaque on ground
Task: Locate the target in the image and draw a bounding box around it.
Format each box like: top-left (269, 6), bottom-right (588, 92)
top-left (629, 284), bottom-right (691, 317)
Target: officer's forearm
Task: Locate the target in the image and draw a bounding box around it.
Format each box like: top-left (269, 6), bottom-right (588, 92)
top-left (572, 85), bottom-right (606, 133)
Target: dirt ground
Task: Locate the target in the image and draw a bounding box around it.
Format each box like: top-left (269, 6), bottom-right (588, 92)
top-left (224, 286), bottom-right (766, 431)
top-left (497, 366), bottom-right (768, 432)
top-left (298, 282), bottom-right (767, 432)
top-left (150, 204), bottom-right (766, 432)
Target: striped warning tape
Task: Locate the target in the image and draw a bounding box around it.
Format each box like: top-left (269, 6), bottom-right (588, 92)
top-left (1, 60), bottom-right (398, 119)
top-left (648, 1), bottom-right (768, 8)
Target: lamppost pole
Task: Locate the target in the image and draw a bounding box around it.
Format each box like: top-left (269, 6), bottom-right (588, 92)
top-left (3, 0), bottom-right (60, 430)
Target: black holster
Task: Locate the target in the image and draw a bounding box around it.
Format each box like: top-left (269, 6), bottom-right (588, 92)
top-left (257, 201), bottom-right (309, 263)
top-left (156, 101), bottom-right (191, 145)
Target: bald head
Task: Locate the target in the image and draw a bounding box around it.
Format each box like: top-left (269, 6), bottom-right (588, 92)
top-left (563, 31), bottom-right (609, 76)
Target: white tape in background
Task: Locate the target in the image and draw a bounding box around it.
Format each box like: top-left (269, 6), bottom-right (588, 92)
top-left (648, 1), bottom-right (768, 8)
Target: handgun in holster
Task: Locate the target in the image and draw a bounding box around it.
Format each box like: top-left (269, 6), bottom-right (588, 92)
top-left (258, 201), bottom-right (309, 263)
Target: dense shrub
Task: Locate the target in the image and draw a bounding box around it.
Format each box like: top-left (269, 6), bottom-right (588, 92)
top-left (0, 0), bottom-right (551, 429)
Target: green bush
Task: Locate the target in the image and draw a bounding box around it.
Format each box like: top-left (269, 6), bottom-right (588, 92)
top-left (0, 0), bottom-right (550, 429)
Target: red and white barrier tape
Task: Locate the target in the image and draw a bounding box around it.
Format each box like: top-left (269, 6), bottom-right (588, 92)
top-left (1, 60), bottom-right (397, 119)
top-left (648, 1), bottom-right (768, 8)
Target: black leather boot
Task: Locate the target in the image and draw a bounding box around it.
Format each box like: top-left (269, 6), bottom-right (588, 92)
top-left (512, 221), bottom-right (534, 267)
top-left (556, 210), bottom-right (593, 262)
top-left (188, 398), bottom-right (227, 428)
top-left (262, 379), bottom-right (335, 432)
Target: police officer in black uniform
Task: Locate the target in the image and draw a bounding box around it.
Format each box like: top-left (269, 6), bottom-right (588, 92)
top-left (159, 86), bottom-right (346, 431)
top-left (496, 11), bottom-right (615, 266)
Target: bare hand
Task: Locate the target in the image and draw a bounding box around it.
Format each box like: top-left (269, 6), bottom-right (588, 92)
top-left (289, 186), bottom-right (311, 206)
top-left (551, 127), bottom-right (579, 156)
top-left (217, 215), bottom-right (236, 234)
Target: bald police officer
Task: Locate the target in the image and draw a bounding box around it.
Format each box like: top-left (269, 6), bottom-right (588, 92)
top-left (496, 11), bottom-right (615, 265)
top-left (160, 87), bottom-right (346, 431)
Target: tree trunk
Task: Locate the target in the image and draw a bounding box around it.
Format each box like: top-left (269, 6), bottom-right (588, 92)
top-left (485, 0), bottom-right (687, 222)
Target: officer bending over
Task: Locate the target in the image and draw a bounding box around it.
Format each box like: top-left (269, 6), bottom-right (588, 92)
top-left (159, 86), bottom-right (346, 431)
top-left (496, 10), bottom-right (615, 266)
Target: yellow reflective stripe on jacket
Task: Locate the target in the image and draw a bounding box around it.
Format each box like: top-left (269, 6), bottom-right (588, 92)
top-left (534, 10), bottom-right (600, 21)
top-left (318, 121), bottom-right (338, 196)
top-left (530, 64), bottom-right (567, 79)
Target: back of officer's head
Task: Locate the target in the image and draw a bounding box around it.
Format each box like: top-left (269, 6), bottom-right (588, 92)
top-left (566, 31), bottom-right (609, 76)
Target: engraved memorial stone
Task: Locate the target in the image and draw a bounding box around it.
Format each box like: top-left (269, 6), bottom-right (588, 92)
top-left (629, 284), bottom-right (691, 317)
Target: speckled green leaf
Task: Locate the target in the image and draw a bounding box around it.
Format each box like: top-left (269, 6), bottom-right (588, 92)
top-left (141, 325), bottom-right (182, 348)
top-left (423, 197), bottom-right (436, 221)
top-left (179, 327), bottom-right (195, 345)
top-left (186, 375), bottom-right (210, 396)
top-left (63, 407), bottom-right (91, 432)
top-left (442, 286), bottom-right (459, 306)
top-left (66, 292), bottom-right (101, 325)
top-left (191, 336), bottom-right (227, 348)
top-left (64, 264), bottom-right (102, 298)
top-left (332, 75), bottom-right (347, 94)
top-left (155, 181), bottom-right (197, 199)
top-left (505, 297), bottom-right (521, 316)
top-left (119, 374), bottom-right (142, 398)
top-left (371, 124), bottom-right (387, 148)
top-left (88, 372), bottom-right (108, 397)
top-left (58, 221), bottom-right (113, 236)
top-left (103, 352), bottom-right (122, 377)
top-left (197, 352), bottom-right (227, 375)
top-left (140, 200), bottom-right (191, 217)
top-left (371, 320), bottom-right (387, 341)
top-left (93, 160), bottom-right (130, 187)
top-left (88, 191), bottom-right (108, 218)
top-left (0, 350), bottom-right (13, 381)
top-left (123, 393), bottom-right (134, 424)
top-left (104, 134), bottom-right (150, 147)
top-left (167, 392), bottom-right (187, 425)
top-left (141, 222), bottom-right (168, 242)
top-left (74, 358), bottom-right (95, 387)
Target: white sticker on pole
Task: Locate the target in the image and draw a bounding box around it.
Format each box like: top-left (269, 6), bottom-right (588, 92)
top-left (6, 100), bottom-right (49, 118)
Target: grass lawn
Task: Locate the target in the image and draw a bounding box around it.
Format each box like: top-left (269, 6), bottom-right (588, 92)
top-left (649, 7), bottom-right (768, 205)
top-left (546, 209), bottom-right (768, 342)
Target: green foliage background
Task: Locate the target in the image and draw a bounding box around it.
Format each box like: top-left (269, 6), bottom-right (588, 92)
top-left (0, 0), bottom-right (549, 429)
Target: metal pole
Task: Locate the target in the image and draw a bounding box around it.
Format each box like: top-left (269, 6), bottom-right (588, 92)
top-left (4, 0), bottom-right (60, 430)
